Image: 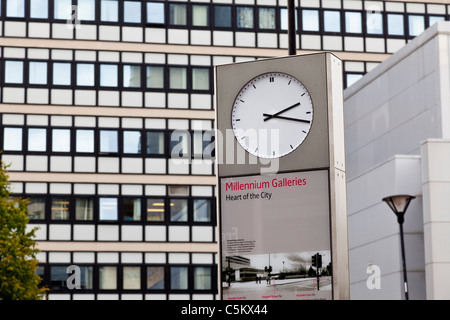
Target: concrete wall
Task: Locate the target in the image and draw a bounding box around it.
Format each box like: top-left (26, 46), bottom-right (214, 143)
top-left (344, 22), bottom-right (450, 299)
top-left (421, 139), bottom-right (450, 300)
top-left (347, 156), bottom-right (425, 299)
top-left (344, 22), bottom-right (450, 180)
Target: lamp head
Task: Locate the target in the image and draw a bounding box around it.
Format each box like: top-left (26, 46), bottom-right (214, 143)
top-left (382, 195), bottom-right (415, 224)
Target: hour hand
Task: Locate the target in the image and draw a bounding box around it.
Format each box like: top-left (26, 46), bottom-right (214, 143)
top-left (264, 102), bottom-right (300, 121)
top-left (263, 114), bottom-right (311, 124)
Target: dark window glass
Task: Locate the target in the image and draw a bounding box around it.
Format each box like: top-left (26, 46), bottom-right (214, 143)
top-left (236, 7), bottom-right (253, 28)
top-left (27, 197), bottom-right (46, 220)
top-left (51, 197), bottom-right (70, 220)
top-left (170, 198), bottom-right (188, 222)
top-left (147, 266), bottom-right (165, 289)
top-left (170, 266), bottom-right (188, 290)
top-left (75, 198), bottom-right (94, 221)
top-left (123, 198), bottom-right (141, 221)
top-left (169, 3), bottom-right (187, 25)
top-left (147, 198), bottom-right (165, 221)
top-left (214, 6), bottom-right (231, 28)
top-left (146, 131), bottom-right (165, 155)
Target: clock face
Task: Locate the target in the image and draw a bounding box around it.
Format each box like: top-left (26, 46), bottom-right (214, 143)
top-left (231, 72), bottom-right (314, 159)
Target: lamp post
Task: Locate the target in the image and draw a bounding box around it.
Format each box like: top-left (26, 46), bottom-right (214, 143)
top-left (382, 194), bottom-right (416, 300)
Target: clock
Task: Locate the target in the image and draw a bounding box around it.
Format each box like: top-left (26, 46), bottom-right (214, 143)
top-left (231, 72), bottom-right (314, 159)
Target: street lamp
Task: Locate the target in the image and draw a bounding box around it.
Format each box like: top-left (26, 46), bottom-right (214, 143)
top-left (382, 194), bottom-right (416, 300)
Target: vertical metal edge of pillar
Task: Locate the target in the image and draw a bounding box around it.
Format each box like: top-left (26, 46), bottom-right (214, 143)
top-left (326, 53), bottom-right (350, 300)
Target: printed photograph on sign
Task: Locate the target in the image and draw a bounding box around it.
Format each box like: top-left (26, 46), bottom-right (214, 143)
top-left (220, 170), bottom-right (332, 300)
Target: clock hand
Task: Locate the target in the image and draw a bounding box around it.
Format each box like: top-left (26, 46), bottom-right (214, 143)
top-left (264, 102), bottom-right (300, 121)
top-left (262, 114), bottom-right (311, 124)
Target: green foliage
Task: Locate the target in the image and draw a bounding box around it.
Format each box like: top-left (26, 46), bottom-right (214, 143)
top-left (0, 160), bottom-right (48, 300)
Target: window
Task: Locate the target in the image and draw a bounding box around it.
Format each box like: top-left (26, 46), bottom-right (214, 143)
top-left (147, 198), bottom-right (165, 221)
top-left (192, 5), bottom-right (209, 27)
top-left (194, 267), bottom-right (212, 290)
top-left (259, 7), bottom-right (276, 29)
top-left (5, 61), bottom-right (24, 84)
top-left (3, 128), bottom-right (22, 151)
top-left (302, 10), bottom-right (319, 31)
top-left (236, 7), bottom-right (254, 28)
top-left (193, 199), bottom-right (211, 222)
top-left (169, 3), bottom-right (187, 26)
top-left (192, 68), bottom-right (210, 91)
top-left (214, 6), bottom-right (231, 28)
top-left (100, 64), bottom-right (118, 87)
top-left (53, 62), bottom-right (71, 86)
top-left (170, 267), bottom-right (188, 290)
top-left (78, 0), bottom-right (95, 21)
top-left (54, 0), bottom-right (71, 20)
top-left (52, 129), bottom-right (71, 152)
top-left (146, 66), bottom-right (164, 89)
top-left (123, 65), bottom-right (141, 88)
top-left (123, 131), bottom-right (141, 154)
top-left (28, 128), bottom-right (47, 152)
top-left (123, 198), bottom-right (141, 221)
top-left (30, 0), bottom-right (48, 19)
top-left (29, 62), bottom-right (48, 85)
top-left (27, 197), bottom-right (46, 220)
top-left (79, 266), bottom-right (94, 289)
top-left (169, 67), bottom-right (187, 90)
top-left (408, 15), bottom-right (425, 36)
top-left (324, 11), bottom-right (340, 32)
top-left (6, 0), bottom-right (24, 18)
top-left (124, 1), bottom-right (141, 23)
top-left (101, 0), bottom-right (118, 22)
top-left (51, 197), bottom-right (70, 220)
top-left (76, 64), bottom-right (95, 86)
top-left (367, 11), bottom-right (383, 34)
top-left (76, 129), bottom-right (94, 153)
top-left (345, 12), bottom-right (362, 33)
top-left (50, 266), bottom-right (68, 290)
top-left (170, 130), bottom-right (189, 157)
top-left (429, 16), bottom-right (445, 27)
top-left (99, 197), bottom-right (118, 220)
top-left (146, 131), bottom-right (165, 155)
top-left (123, 266), bottom-right (141, 290)
top-left (100, 130), bottom-right (118, 153)
top-left (147, 2), bottom-right (165, 24)
top-left (147, 266), bottom-right (164, 289)
top-left (170, 198), bottom-right (188, 222)
top-left (346, 73), bottom-right (363, 87)
top-left (75, 198), bottom-right (94, 221)
top-left (193, 130), bottom-right (214, 158)
top-left (99, 266), bottom-right (117, 290)
top-left (387, 14), bottom-right (404, 36)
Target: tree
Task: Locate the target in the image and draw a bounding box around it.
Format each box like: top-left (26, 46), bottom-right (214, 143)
top-left (0, 160), bottom-right (47, 300)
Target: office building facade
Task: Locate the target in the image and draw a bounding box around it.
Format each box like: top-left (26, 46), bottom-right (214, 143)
top-left (0, 0), bottom-right (448, 299)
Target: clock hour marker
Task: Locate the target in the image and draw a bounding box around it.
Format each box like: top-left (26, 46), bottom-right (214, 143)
top-left (255, 147), bottom-right (258, 152)
top-left (301, 93), bottom-right (306, 96)
top-left (273, 151), bottom-right (275, 156)
top-left (236, 119), bottom-right (240, 121)
top-left (269, 77), bottom-right (274, 82)
top-left (290, 145), bottom-right (293, 149)
top-left (306, 111), bottom-right (311, 114)
top-left (253, 84), bottom-right (256, 89)
top-left (288, 80), bottom-right (291, 85)
top-left (302, 130), bottom-right (307, 133)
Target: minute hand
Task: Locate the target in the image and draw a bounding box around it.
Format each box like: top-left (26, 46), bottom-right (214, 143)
top-left (262, 114), bottom-right (311, 124)
top-left (264, 102), bottom-right (300, 121)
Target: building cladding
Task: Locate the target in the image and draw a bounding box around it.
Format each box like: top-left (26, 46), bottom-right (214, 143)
top-left (0, 0), bottom-right (447, 300)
